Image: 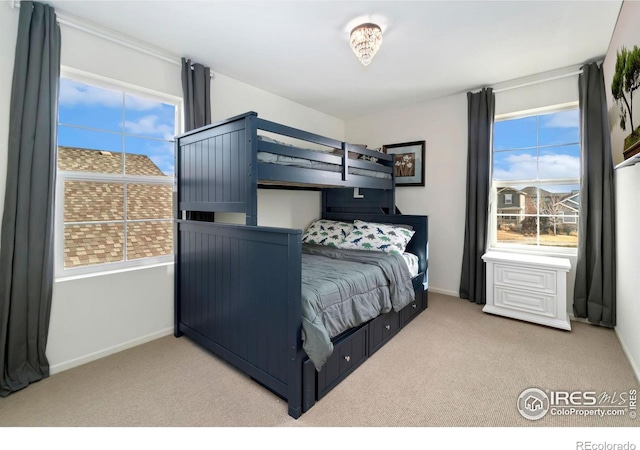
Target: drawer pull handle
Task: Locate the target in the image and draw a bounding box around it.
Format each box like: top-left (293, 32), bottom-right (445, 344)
top-left (412, 304), bottom-right (417, 309)
top-left (344, 355), bottom-right (351, 362)
top-left (384, 325), bottom-right (391, 330)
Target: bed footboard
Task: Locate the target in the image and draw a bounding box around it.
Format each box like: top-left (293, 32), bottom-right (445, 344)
top-left (175, 220), bottom-right (304, 418)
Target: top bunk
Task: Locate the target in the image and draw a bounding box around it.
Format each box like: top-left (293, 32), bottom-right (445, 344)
top-left (175, 112), bottom-right (395, 222)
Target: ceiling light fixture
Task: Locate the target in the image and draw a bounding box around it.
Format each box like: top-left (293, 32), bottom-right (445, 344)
top-left (350, 23), bottom-right (383, 66)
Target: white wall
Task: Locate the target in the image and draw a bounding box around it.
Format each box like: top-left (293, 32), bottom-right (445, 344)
top-left (0, 5), bottom-right (344, 375)
top-left (49, 23), bottom-right (183, 374)
top-left (603, 0), bottom-right (640, 166)
top-left (346, 93), bottom-right (468, 297)
top-left (346, 73), bottom-right (580, 306)
top-left (603, 0), bottom-right (640, 381)
top-left (614, 163), bottom-right (640, 381)
top-left (211, 73), bottom-right (345, 230)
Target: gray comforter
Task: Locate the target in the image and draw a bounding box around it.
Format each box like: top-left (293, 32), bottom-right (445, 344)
top-left (301, 244), bottom-right (415, 371)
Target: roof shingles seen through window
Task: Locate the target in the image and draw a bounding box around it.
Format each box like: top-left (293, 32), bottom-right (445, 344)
top-left (59, 146), bottom-right (173, 268)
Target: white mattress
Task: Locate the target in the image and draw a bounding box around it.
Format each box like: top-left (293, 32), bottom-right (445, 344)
top-left (403, 252), bottom-right (419, 278)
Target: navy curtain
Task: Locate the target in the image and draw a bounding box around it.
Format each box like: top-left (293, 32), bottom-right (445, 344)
top-left (460, 88), bottom-right (495, 305)
top-left (0, 1), bottom-right (61, 396)
top-left (573, 62), bottom-right (616, 327)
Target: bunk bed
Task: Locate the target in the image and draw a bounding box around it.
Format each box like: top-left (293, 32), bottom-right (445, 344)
top-left (174, 111), bottom-right (429, 419)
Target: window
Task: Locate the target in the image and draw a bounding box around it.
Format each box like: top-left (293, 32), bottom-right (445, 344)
top-left (56, 74), bottom-right (181, 275)
top-left (504, 193), bottom-right (513, 204)
top-left (492, 106), bottom-right (580, 249)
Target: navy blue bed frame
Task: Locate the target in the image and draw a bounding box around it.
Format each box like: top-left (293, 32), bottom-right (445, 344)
top-left (174, 112), bottom-right (428, 419)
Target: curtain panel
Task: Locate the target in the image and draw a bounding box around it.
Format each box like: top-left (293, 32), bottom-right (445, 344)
top-left (0, 1), bottom-right (61, 396)
top-left (181, 58), bottom-right (211, 131)
top-left (460, 88), bottom-right (495, 305)
top-left (573, 62), bottom-right (616, 327)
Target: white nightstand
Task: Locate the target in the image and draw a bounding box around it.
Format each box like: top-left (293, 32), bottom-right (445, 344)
top-left (481, 251), bottom-right (572, 331)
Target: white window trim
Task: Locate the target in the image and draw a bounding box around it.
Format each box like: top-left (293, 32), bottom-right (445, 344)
top-left (55, 69), bottom-right (182, 278)
top-left (489, 103), bottom-right (580, 256)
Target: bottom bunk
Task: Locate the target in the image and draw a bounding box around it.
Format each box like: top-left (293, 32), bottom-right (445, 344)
top-left (302, 280), bottom-right (427, 412)
top-left (174, 213), bottom-right (428, 418)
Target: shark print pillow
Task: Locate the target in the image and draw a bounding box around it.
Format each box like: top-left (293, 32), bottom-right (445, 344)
top-left (338, 220), bottom-right (415, 255)
top-left (302, 219), bottom-right (353, 247)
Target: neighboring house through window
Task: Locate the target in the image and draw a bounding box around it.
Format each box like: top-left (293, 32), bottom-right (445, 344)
top-left (491, 105), bottom-right (580, 249)
top-left (56, 71), bottom-right (181, 275)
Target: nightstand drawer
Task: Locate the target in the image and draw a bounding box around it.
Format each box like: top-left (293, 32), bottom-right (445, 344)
top-left (494, 264), bottom-right (557, 294)
top-left (494, 286), bottom-right (556, 318)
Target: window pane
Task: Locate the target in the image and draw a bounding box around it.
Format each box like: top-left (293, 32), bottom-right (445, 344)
top-left (539, 216), bottom-right (578, 247)
top-left (496, 227), bottom-right (538, 246)
top-left (538, 145), bottom-right (580, 179)
top-left (493, 116), bottom-right (537, 150)
top-left (64, 181), bottom-right (124, 222)
top-left (64, 223), bottom-right (124, 268)
top-left (496, 185), bottom-right (534, 238)
top-left (493, 149), bottom-right (538, 181)
top-left (538, 110), bottom-right (580, 146)
top-left (492, 108), bottom-right (579, 249)
top-left (126, 221), bottom-right (173, 260)
top-left (124, 96), bottom-right (176, 140)
top-left (58, 128), bottom-right (123, 174)
top-left (125, 136), bottom-right (174, 176)
top-left (58, 79), bottom-right (123, 132)
top-left (127, 183), bottom-right (173, 220)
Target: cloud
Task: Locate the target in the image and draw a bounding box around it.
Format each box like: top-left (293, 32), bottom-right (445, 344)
top-left (133, 141), bottom-right (175, 176)
top-left (59, 78), bottom-right (163, 111)
top-left (125, 115), bottom-right (174, 140)
top-left (150, 154), bottom-right (175, 176)
top-left (494, 153), bottom-right (580, 180)
top-left (540, 110), bottom-right (579, 129)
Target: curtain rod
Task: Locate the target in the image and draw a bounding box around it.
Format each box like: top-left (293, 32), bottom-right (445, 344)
top-left (11, 0), bottom-right (213, 77)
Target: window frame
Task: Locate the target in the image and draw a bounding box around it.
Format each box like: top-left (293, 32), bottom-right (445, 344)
top-left (489, 102), bottom-right (580, 256)
top-left (55, 67), bottom-right (182, 278)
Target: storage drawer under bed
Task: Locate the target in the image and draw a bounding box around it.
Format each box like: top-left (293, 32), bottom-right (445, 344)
top-left (400, 288), bottom-right (427, 326)
top-left (316, 325), bottom-right (368, 399)
top-left (368, 308), bottom-right (400, 356)
top-left (302, 285), bottom-right (428, 411)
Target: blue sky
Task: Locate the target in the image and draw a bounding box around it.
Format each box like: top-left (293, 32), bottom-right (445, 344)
top-left (58, 78), bottom-right (176, 176)
top-left (493, 109), bottom-right (580, 185)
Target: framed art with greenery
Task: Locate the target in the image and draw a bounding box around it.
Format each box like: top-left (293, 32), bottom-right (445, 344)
top-left (611, 44), bottom-right (640, 158)
top-left (382, 140), bottom-right (425, 186)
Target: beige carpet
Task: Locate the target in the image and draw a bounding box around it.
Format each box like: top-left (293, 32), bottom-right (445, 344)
top-left (0, 293), bottom-right (638, 428)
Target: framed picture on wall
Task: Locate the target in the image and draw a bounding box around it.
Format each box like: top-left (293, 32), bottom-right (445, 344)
top-left (382, 141), bottom-right (425, 186)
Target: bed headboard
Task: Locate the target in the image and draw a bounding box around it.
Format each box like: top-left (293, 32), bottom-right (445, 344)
top-left (322, 188), bottom-right (395, 215)
top-left (323, 212), bottom-right (429, 277)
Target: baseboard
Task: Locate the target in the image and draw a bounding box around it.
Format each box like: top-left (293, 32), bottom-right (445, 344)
top-left (49, 327), bottom-right (174, 375)
top-left (614, 327), bottom-right (640, 385)
top-left (428, 287), bottom-right (460, 298)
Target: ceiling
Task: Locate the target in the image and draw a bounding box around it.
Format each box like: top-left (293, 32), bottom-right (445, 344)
top-left (46, 0), bottom-right (623, 120)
